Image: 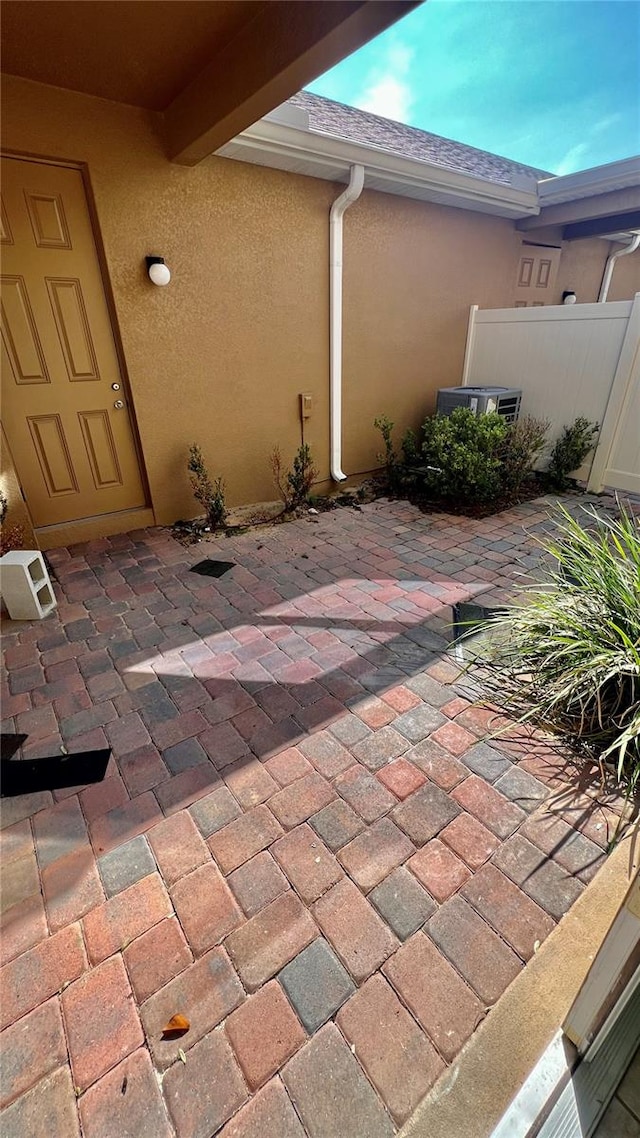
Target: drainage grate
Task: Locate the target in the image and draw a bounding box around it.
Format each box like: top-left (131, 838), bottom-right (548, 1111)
top-left (189, 560), bottom-right (235, 578)
top-left (451, 601), bottom-right (507, 644)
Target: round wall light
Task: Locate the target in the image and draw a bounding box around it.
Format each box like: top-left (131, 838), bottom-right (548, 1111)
top-left (145, 256), bottom-right (171, 286)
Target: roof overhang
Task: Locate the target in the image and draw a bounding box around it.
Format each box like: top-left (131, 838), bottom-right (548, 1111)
top-left (0, 0), bottom-right (419, 166)
top-left (217, 117), bottom-right (541, 219)
top-left (518, 156), bottom-right (640, 235)
top-left (537, 156), bottom-right (640, 205)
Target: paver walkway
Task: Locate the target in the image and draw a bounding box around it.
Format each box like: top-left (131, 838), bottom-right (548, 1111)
top-left (0, 495), bottom-right (631, 1137)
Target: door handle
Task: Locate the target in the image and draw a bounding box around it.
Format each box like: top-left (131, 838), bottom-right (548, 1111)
top-left (114, 400), bottom-right (124, 409)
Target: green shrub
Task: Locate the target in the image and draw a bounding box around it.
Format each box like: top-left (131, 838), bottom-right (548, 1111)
top-left (419, 407), bottom-right (508, 503)
top-left (187, 444), bottom-right (227, 528)
top-left (401, 428), bottom-right (420, 469)
top-left (374, 415), bottom-right (404, 494)
top-left (270, 444), bottom-right (317, 511)
top-left (546, 417), bottom-right (599, 490)
top-left (485, 502), bottom-right (640, 789)
top-left (498, 415), bottom-right (550, 499)
top-left (289, 444), bottom-right (317, 507)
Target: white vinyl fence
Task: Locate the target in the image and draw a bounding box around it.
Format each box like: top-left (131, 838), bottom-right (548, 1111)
top-left (461, 293), bottom-right (640, 493)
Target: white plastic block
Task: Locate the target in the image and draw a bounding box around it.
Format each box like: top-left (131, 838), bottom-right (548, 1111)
top-left (0, 550), bottom-right (57, 620)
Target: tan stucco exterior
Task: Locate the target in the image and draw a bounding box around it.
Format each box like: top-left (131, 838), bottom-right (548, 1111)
top-left (556, 235), bottom-right (640, 303)
top-left (1, 73), bottom-right (638, 538)
top-left (606, 244), bottom-right (640, 301)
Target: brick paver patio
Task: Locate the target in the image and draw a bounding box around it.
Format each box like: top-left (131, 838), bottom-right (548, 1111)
top-left (0, 495), bottom-right (630, 1137)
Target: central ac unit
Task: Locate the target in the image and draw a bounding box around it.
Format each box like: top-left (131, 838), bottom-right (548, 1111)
top-left (436, 386), bottom-right (522, 423)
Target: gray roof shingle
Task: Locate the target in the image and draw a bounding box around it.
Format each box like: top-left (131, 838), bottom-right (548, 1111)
top-left (290, 91), bottom-right (552, 187)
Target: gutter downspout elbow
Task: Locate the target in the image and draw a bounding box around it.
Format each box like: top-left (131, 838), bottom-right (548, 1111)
top-left (598, 232), bottom-right (640, 302)
top-left (330, 164), bottom-right (365, 482)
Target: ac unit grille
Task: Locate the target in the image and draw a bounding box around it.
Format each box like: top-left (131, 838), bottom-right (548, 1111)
top-left (436, 386), bottom-right (522, 422)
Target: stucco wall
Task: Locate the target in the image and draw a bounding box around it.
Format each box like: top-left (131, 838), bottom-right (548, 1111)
top-left (556, 237), bottom-right (640, 304)
top-left (607, 246), bottom-right (640, 301)
top-left (555, 236), bottom-right (611, 303)
top-left (1, 73), bottom-right (634, 526)
top-left (0, 74), bottom-right (524, 522)
top-left (342, 192), bottom-right (522, 475)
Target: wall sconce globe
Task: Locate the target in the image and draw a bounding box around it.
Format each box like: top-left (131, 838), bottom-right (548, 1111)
top-left (145, 256), bottom-right (171, 286)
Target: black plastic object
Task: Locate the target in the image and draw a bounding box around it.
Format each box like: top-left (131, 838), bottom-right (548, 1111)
top-left (190, 559), bottom-right (235, 578)
top-left (1, 734), bottom-right (27, 761)
top-left (1, 746), bottom-right (111, 797)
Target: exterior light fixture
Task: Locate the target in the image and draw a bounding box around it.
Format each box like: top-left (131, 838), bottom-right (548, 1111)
top-left (145, 256), bottom-right (171, 286)
top-left (562, 290), bottom-right (577, 305)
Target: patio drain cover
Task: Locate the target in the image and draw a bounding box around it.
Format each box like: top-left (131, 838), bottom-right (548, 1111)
top-left (1, 743), bottom-right (111, 797)
top-left (451, 601), bottom-right (507, 643)
top-left (190, 559), bottom-right (235, 578)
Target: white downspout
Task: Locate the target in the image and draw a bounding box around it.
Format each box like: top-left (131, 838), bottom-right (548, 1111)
top-left (598, 232), bottom-right (640, 302)
top-left (330, 164), bottom-right (365, 481)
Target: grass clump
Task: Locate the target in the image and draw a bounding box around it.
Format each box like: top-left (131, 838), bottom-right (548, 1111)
top-left (484, 501), bottom-right (639, 791)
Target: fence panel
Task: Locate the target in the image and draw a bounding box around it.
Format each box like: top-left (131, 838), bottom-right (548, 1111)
top-left (462, 296), bottom-right (640, 489)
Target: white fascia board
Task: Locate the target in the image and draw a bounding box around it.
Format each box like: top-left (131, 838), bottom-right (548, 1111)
top-left (538, 155), bottom-right (640, 205)
top-left (216, 120), bottom-right (541, 219)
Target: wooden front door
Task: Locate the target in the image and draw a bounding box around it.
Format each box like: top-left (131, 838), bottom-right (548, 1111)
top-left (1, 156), bottom-right (146, 528)
top-left (514, 244), bottom-right (561, 306)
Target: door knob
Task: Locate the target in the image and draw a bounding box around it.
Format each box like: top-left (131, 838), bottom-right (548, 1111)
top-left (113, 399), bottom-right (124, 409)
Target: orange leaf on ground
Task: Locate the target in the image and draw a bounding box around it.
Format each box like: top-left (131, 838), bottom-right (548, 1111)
top-left (162, 1013), bottom-right (190, 1038)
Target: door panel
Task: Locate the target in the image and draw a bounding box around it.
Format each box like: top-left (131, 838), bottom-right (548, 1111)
top-left (27, 413), bottom-right (79, 496)
top-left (1, 156), bottom-right (146, 527)
top-left (514, 245), bottom-right (561, 306)
top-left (1, 275), bottom-right (50, 383)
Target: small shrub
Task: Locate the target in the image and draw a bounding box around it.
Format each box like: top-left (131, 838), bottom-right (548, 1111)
top-left (290, 444), bottom-right (317, 507)
top-left (270, 444), bottom-right (317, 511)
top-left (187, 444), bottom-right (227, 528)
top-left (269, 446), bottom-right (286, 505)
top-left (0, 489), bottom-right (25, 555)
top-left (401, 428), bottom-right (420, 468)
top-left (499, 415), bottom-right (550, 499)
top-left (484, 502), bottom-right (640, 789)
top-left (420, 407), bottom-right (508, 504)
top-left (546, 417), bottom-right (599, 490)
top-left (373, 416), bottom-right (402, 493)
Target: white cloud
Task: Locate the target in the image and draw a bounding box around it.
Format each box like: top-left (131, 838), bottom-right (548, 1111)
top-left (387, 43), bottom-right (414, 74)
top-left (359, 76), bottom-right (413, 121)
top-left (555, 142), bottom-right (590, 176)
top-left (592, 112), bottom-right (623, 135)
top-left (356, 41), bottom-right (415, 122)
top-left (555, 113), bottom-right (625, 175)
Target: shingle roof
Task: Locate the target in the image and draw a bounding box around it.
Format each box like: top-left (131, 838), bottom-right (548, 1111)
top-left (290, 91), bottom-right (553, 187)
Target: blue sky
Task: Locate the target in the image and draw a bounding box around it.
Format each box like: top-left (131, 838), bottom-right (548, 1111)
top-left (308, 0), bottom-right (639, 174)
